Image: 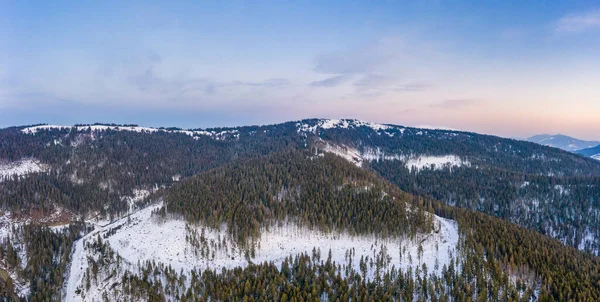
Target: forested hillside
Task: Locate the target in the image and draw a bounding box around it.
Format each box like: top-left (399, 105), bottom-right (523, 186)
top-left (0, 123), bottom-right (303, 219)
top-left (162, 150), bottom-right (434, 244)
top-left (296, 119), bottom-right (600, 253)
top-left (0, 120), bottom-right (600, 301)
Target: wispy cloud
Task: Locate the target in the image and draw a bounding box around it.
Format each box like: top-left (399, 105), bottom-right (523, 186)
top-left (230, 78), bottom-right (290, 88)
top-left (310, 75), bottom-right (353, 87)
top-left (431, 99), bottom-right (476, 110)
top-left (309, 37), bottom-right (437, 97)
top-left (313, 43), bottom-right (392, 75)
top-left (556, 9), bottom-right (600, 32)
top-left (353, 74), bottom-right (394, 87)
top-left (395, 83), bottom-right (431, 92)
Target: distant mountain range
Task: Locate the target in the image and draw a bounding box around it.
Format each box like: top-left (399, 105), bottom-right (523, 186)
top-left (527, 134), bottom-right (600, 152)
top-left (578, 145), bottom-right (600, 160)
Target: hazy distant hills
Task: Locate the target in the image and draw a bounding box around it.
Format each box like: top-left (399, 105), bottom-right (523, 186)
top-left (578, 145), bottom-right (600, 160)
top-left (527, 134), bottom-right (600, 152)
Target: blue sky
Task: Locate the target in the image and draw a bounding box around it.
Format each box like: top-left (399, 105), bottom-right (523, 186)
top-left (1, 1), bottom-right (599, 139)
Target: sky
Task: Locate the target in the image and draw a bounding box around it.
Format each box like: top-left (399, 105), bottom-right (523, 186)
top-left (1, 1), bottom-right (600, 139)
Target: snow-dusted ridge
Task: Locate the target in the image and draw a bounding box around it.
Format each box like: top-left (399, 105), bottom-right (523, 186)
top-left (21, 124), bottom-right (239, 141)
top-left (295, 119), bottom-right (470, 141)
top-left (22, 119), bottom-right (464, 141)
top-left (414, 125), bottom-right (458, 131)
top-left (296, 119), bottom-right (401, 137)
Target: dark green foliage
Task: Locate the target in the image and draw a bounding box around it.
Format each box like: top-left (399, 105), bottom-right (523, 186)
top-left (164, 150), bottom-right (433, 245)
top-left (0, 124), bottom-right (304, 218)
top-left (372, 161), bottom-right (600, 253)
top-left (429, 198), bottom-right (600, 301)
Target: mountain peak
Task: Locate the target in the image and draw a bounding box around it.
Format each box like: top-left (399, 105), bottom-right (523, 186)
top-left (527, 134), bottom-right (600, 152)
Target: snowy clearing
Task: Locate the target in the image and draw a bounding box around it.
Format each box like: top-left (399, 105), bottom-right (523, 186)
top-left (64, 201), bottom-right (459, 301)
top-left (361, 147), bottom-right (405, 162)
top-left (405, 155), bottom-right (469, 172)
top-left (0, 159), bottom-right (49, 181)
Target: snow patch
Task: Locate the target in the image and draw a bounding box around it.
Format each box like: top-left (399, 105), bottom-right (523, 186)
top-left (361, 147), bottom-right (405, 162)
top-left (321, 144), bottom-right (364, 167)
top-left (554, 185), bottom-right (569, 195)
top-left (405, 155), bottom-right (469, 172)
top-left (296, 119), bottom-right (397, 136)
top-left (0, 159), bottom-right (49, 181)
top-left (121, 189), bottom-right (151, 212)
top-left (579, 229), bottom-right (597, 251)
top-left (414, 125), bottom-right (457, 131)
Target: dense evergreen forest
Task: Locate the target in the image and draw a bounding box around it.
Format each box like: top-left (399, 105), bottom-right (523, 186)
top-left (1, 120), bottom-right (600, 300)
top-left (0, 124), bottom-right (302, 218)
top-left (296, 119), bottom-right (600, 253)
top-left (162, 150), bottom-right (434, 245)
top-left (158, 149), bottom-right (600, 300)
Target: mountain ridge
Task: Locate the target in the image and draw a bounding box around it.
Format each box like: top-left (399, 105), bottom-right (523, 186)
top-left (578, 144), bottom-right (600, 160)
top-left (527, 133), bottom-right (600, 152)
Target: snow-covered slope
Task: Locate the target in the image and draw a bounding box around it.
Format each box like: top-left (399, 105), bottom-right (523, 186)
top-left (0, 213), bottom-right (30, 297)
top-left (320, 143), bottom-right (364, 166)
top-left (527, 134), bottom-right (599, 152)
top-left (405, 155), bottom-right (470, 171)
top-left (317, 142), bottom-right (468, 172)
top-left (0, 159), bottom-right (49, 181)
top-left (64, 202), bottom-right (459, 301)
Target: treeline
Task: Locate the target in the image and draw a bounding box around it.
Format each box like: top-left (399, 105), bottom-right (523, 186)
top-left (162, 150), bottom-right (434, 245)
